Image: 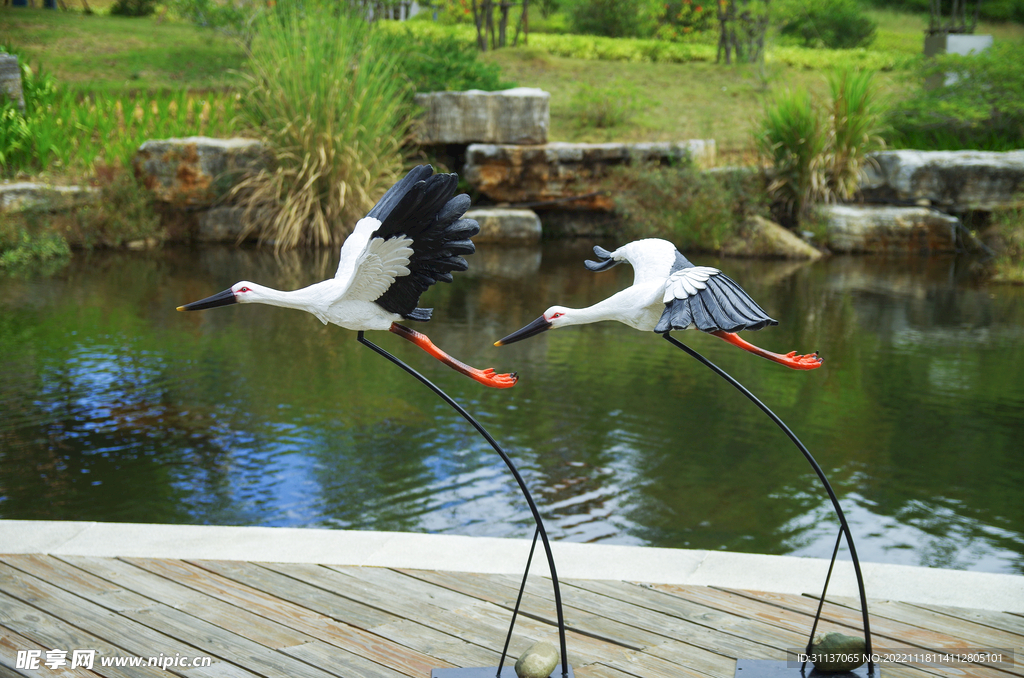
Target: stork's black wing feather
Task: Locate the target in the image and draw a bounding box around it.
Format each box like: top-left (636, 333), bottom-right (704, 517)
top-left (370, 165), bottom-right (479, 320)
top-left (654, 272), bottom-right (777, 334)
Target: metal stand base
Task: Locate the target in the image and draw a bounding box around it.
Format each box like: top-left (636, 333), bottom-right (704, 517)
top-left (735, 660), bottom-right (878, 677)
top-left (432, 666), bottom-right (575, 678)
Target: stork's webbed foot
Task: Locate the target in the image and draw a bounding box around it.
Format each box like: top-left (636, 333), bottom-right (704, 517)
top-left (473, 367), bottom-right (519, 389)
top-left (781, 350), bottom-right (823, 370)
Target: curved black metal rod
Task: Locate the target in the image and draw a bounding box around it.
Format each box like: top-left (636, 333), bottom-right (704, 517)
top-left (358, 332), bottom-right (570, 678)
top-left (663, 333), bottom-right (873, 658)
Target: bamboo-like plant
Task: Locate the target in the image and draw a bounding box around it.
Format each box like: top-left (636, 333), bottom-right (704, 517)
top-left (825, 66), bottom-right (884, 200)
top-left (755, 88), bottom-right (827, 222)
top-left (232, 2), bottom-right (413, 250)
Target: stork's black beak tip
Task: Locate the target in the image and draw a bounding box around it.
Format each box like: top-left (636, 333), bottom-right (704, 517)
top-left (177, 288), bottom-right (237, 312)
top-left (495, 315), bottom-right (553, 347)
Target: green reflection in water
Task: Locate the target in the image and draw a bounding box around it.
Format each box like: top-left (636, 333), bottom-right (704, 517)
top-left (0, 243), bottom-right (1022, 573)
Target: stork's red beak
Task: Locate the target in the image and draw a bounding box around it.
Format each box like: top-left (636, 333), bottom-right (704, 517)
top-left (177, 288), bottom-right (237, 312)
top-left (495, 315), bottom-right (552, 346)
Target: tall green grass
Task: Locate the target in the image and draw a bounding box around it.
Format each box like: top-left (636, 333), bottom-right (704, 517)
top-left (232, 3), bottom-right (413, 250)
top-left (825, 67), bottom-right (886, 199)
top-left (0, 58), bottom-right (237, 177)
top-left (756, 88), bottom-right (827, 222)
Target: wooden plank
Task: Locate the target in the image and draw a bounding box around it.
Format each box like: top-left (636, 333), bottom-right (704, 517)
top-left (0, 590), bottom-right (164, 678)
top-left (124, 557), bottom-right (454, 677)
top-left (907, 603), bottom-right (1024, 638)
top-left (54, 556), bottom-right (313, 651)
top-left (280, 640), bottom-right (409, 678)
top-left (186, 559), bottom-right (500, 669)
top-left (405, 568), bottom-right (793, 662)
top-left (674, 587), bottom-right (1011, 678)
top-left (571, 664), bottom-right (649, 678)
top-left (0, 624), bottom-right (103, 678)
top-left (0, 560), bottom-right (339, 678)
top-left (0, 561), bottom-right (249, 678)
top-left (823, 596), bottom-right (1024, 650)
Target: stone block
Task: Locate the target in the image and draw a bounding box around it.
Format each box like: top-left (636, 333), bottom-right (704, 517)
top-left (0, 182), bottom-right (100, 213)
top-left (415, 88), bottom-right (550, 145)
top-left (861, 150), bottom-right (1024, 211)
top-left (464, 140), bottom-right (716, 207)
top-left (0, 53), bottom-right (24, 111)
top-left (466, 207), bottom-right (542, 243)
top-left (820, 204), bottom-right (960, 253)
top-left (720, 215), bottom-right (822, 260)
top-left (133, 137), bottom-right (268, 207)
top-left (196, 206), bottom-right (253, 243)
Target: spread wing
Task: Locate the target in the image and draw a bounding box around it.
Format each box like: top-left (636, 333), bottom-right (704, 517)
top-left (655, 266), bottom-right (777, 334)
top-left (343, 235), bottom-right (414, 303)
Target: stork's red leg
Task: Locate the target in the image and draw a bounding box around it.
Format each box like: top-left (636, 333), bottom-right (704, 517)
top-left (711, 331), bottom-right (823, 370)
top-left (390, 323), bottom-right (518, 388)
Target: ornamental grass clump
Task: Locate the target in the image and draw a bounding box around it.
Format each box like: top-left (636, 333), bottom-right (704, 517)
top-left (233, 3), bottom-right (412, 250)
top-left (756, 66), bottom-right (883, 223)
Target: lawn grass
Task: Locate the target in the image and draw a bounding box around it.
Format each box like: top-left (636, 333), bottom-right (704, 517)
top-left (484, 48), bottom-right (907, 162)
top-left (1, 7), bottom-right (246, 93)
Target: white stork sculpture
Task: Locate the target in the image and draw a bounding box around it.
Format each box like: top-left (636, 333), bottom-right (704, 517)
top-left (178, 165), bottom-right (517, 388)
top-left (496, 239), bottom-right (822, 370)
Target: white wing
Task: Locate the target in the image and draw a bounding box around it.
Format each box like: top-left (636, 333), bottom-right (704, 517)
top-left (662, 266), bottom-right (720, 303)
top-left (335, 217), bottom-right (382, 283)
top-left (343, 235), bottom-right (414, 303)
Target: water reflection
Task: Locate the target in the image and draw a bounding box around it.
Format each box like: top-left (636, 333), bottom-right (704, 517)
top-left (1, 243), bottom-right (1022, 574)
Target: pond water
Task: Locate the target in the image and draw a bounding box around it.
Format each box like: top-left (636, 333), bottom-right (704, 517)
top-left (1, 242), bottom-right (1023, 574)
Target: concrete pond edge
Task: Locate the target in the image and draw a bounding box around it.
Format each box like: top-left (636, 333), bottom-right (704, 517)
top-left (1, 520), bottom-right (1021, 613)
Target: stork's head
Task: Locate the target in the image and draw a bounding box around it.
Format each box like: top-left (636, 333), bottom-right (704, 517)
top-left (494, 306), bottom-right (576, 346)
top-left (177, 281), bottom-right (259, 312)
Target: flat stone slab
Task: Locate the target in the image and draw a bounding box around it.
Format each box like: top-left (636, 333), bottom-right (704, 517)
top-left (414, 87), bottom-right (550, 145)
top-left (133, 136), bottom-right (268, 207)
top-left (0, 182), bottom-right (100, 213)
top-left (464, 140), bottom-right (716, 207)
top-left (862, 150), bottom-right (1024, 211)
top-left (821, 204), bottom-right (960, 253)
top-left (0, 53), bottom-right (24, 111)
top-left (466, 207), bottom-right (541, 242)
top-left (721, 215), bottom-right (823, 259)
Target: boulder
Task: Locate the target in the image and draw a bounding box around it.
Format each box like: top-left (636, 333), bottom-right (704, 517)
top-left (0, 182), bottom-right (100, 213)
top-left (414, 88), bottom-right (550, 145)
top-left (466, 207), bottom-right (542, 243)
top-left (133, 137), bottom-right (268, 207)
top-left (196, 206), bottom-right (253, 243)
top-left (861, 150), bottom-right (1024, 211)
top-left (464, 140), bottom-right (716, 207)
top-left (0, 53), bottom-right (24, 111)
top-left (820, 204), bottom-right (960, 253)
top-left (720, 216), bottom-right (823, 260)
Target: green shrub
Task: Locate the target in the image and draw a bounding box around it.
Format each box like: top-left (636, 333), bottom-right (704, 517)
top-left (756, 88), bottom-right (827, 222)
top-left (825, 67), bottom-right (886, 199)
top-left (886, 41), bottom-right (1024, 151)
top-left (757, 68), bottom-right (884, 223)
top-left (109, 0), bottom-right (158, 16)
top-left (400, 29), bottom-right (515, 92)
top-left (610, 163), bottom-right (769, 251)
top-left (232, 2), bottom-right (412, 250)
top-left (570, 81), bottom-right (649, 129)
top-left (72, 172), bottom-right (162, 249)
top-left (0, 222), bottom-right (70, 272)
top-left (563, 0), bottom-right (659, 38)
top-left (778, 0), bottom-right (877, 49)
top-left (862, 0), bottom-right (1024, 24)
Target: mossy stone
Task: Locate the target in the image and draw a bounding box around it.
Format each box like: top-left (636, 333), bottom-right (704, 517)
top-left (810, 632), bottom-right (867, 672)
top-left (514, 639), bottom-right (560, 678)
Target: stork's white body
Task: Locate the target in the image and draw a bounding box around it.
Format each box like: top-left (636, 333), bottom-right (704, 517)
top-left (545, 239), bottom-right (722, 333)
top-left (230, 217), bottom-right (415, 331)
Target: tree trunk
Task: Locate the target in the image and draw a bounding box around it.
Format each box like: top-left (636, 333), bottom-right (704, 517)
top-left (473, 0), bottom-right (488, 51)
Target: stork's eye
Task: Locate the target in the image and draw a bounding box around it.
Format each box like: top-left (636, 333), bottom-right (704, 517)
top-left (551, 312), bottom-right (564, 319)
top-left (239, 287), bottom-right (250, 293)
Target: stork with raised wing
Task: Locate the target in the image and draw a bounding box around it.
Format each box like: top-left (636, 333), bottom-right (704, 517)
top-left (178, 165), bottom-right (517, 388)
top-left (495, 238), bottom-right (822, 370)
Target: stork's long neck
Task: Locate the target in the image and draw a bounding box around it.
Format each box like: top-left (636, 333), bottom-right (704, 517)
top-left (248, 282), bottom-right (330, 318)
top-left (564, 297), bottom-right (623, 327)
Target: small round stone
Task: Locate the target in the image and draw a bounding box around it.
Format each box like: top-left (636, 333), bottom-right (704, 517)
top-left (515, 639), bottom-right (560, 678)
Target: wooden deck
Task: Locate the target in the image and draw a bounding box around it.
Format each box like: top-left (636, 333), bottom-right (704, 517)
top-left (0, 554), bottom-right (1020, 678)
